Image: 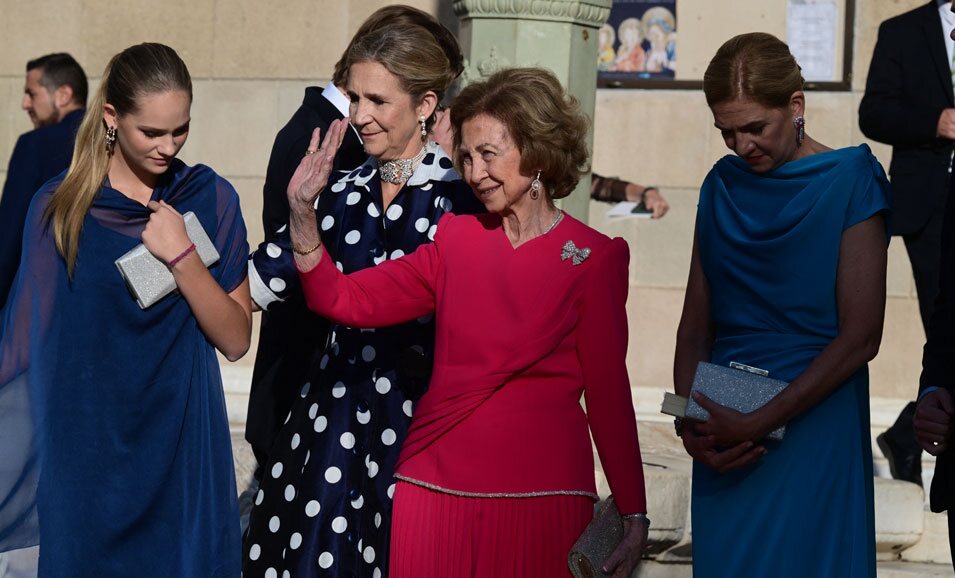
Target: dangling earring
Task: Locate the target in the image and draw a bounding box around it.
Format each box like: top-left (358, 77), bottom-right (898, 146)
top-left (530, 170), bottom-right (542, 200)
top-left (419, 115), bottom-right (427, 140)
top-left (105, 125), bottom-right (117, 153)
top-left (793, 115), bottom-right (805, 147)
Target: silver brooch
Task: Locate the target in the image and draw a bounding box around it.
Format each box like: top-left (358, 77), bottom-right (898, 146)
top-left (561, 240), bottom-right (591, 265)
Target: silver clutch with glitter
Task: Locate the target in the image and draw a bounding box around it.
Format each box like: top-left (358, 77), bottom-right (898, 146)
top-left (568, 496), bottom-right (623, 578)
top-left (114, 211), bottom-right (219, 309)
top-left (685, 361), bottom-right (788, 441)
top-left (661, 362), bottom-right (789, 441)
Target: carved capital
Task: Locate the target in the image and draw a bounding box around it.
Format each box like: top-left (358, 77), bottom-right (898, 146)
top-left (452, 0), bottom-right (612, 28)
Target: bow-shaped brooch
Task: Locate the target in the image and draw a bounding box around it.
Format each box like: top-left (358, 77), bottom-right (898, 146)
top-left (561, 240), bottom-right (591, 266)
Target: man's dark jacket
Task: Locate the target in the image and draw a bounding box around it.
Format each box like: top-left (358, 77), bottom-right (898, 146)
top-left (246, 87), bottom-right (365, 470)
top-left (859, 0), bottom-right (954, 236)
top-left (0, 108), bottom-right (84, 308)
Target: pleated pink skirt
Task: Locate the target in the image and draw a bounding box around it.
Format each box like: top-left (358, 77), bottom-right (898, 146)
top-left (389, 481), bottom-right (595, 578)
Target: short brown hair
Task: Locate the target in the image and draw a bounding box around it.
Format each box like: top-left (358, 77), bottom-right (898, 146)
top-left (332, 5), bottom-right (462, 89)
top-left (450, 68), bottom-right (590, 200)
top-left (703, 32), bottom-right (804, 108)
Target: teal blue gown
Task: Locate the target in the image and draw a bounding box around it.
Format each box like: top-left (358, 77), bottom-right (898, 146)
top-left (692, 145), bottom-right (889, 577)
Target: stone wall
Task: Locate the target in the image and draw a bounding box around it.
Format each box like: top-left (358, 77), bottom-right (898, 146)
top-left (0, 0), bottom-right (930, 400)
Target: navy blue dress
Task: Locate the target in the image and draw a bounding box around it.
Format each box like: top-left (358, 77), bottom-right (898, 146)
top-left (244, 142), bottom-right (483, 578)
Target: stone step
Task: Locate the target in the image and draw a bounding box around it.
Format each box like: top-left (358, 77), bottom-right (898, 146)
top-left (877, 561), bottom-right (954, 577)
top-left (221, 368), bottom-right (951, 568)
top-left (626, 560), bottom-right (954, 577)
top-left (902, 510), bottom-right (953, 566)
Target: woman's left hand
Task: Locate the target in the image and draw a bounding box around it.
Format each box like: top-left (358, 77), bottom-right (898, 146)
top-left (691, 392), bottom-right (765, 446)
top-left (601, 516), bottom-right (648, 577)
top-left (142, 200), bottom-right (192, 264)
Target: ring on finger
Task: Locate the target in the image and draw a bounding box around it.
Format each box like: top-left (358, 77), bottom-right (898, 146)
top-left (305, 149), bottom-right (317, 155)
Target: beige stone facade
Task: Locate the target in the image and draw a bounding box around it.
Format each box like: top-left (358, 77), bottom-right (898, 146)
top-left (0, 0), bottom-right (931, 402)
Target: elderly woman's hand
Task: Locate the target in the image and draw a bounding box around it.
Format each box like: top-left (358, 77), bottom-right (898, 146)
top-left (601, 516), bottom-right (648, 577)
top-left (287, 119), bottom-right (348, 217)
top-left (682, 425), bottom-right (766, 473)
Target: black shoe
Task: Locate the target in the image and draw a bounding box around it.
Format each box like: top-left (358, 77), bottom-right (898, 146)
top-left (877, 402), bottom-right (922, 486)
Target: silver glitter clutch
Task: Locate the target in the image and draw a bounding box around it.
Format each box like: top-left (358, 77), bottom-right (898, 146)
top-left (568, 497), bottom-right (623, 578)
top-left (114, 211), bottom-right (219, 309)
top-left (686, 361), bottom-right (789, 441)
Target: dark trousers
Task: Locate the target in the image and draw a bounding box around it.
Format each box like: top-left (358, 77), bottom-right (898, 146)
top-left (903, 211), bottom-right (945, 333)
top-left (881, 213), bottom-right (946, 479)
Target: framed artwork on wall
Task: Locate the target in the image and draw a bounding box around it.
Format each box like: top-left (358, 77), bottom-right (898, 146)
top-left (597, 0), bottom-right (855, 91)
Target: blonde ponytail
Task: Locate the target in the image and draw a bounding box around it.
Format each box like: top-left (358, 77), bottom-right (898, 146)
top-left (44, 57), bottom-right (115, 276)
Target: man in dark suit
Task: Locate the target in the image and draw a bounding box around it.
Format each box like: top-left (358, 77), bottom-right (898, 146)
top-left (914, 2), bottom-right (955, 567)
top-left (859, 0), bottom-right (955, 486)
top-left (244, 70), bottom-right (366, 492)
top-left (916, 171), bottom-right (955, 571)
top-left (0, 53), bottom-right (86, 308)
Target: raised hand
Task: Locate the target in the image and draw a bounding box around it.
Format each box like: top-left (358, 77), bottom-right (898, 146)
top-left (287, 118), bottom-right (349, 216)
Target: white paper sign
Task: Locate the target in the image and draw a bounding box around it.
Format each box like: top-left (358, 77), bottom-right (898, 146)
top-left (787, 0), bottom-right (839, 82)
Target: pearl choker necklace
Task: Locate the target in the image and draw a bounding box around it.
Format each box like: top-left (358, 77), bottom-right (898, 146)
top-left (379, 144), bottom-right (428, 185)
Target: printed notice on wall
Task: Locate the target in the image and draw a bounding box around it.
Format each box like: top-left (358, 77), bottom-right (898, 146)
top-left (787, 0), bottom-right (838, 82)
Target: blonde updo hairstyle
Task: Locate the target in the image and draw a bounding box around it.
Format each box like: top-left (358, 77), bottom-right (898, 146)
top-left (341, 15), bottom-right (463, 133)
top-left (450, 67), bottom-right (590, 200)
top-left (703, 32), bottom-right (804, 108)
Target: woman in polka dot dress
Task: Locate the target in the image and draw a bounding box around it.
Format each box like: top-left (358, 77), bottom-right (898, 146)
top-left (242, 19), bottom-right (482, 578)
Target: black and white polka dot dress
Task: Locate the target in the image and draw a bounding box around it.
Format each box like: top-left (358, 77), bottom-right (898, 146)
top-left (244, 142), bottom-right (483, 578)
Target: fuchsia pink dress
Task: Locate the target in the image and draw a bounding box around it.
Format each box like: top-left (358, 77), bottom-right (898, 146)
top-left (298, 211), bottom-right (647, 577)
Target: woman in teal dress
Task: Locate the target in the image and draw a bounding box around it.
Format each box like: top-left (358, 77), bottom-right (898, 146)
top-left (674, 33), bottom-right (889, 577)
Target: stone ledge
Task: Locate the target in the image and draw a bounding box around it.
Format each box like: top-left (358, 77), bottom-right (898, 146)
top-left (221, 366), bottom-right (949, 566)
top-left (630, 560), bottom-right (954, 577)
top-left (876, 561), bottom-right (954, 577)
top-left (902, 511), bottom-right (953, 566)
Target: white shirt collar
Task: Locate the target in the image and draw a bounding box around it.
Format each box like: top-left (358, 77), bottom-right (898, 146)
top-left (321, 82), bottom-right (350, 118)
top-left (321, 81), bottom-right (363, 144)
top-left (940, 3), bottom-right (955, 66)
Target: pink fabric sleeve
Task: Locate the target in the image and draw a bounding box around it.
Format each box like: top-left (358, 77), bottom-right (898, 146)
top-left (576, 237), bottom-right (647, 514)
top-left (296, 220), bottom-right (445, 328)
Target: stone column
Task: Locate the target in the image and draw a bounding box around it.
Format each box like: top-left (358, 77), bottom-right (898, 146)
top-left (452, 0), bottom-right (613, 222)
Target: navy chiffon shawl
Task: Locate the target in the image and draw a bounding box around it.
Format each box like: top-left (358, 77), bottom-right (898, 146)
top-left (0, 160), bottom-right (247, 577)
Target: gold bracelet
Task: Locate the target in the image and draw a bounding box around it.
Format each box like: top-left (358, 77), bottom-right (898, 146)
top-left (292, 239), bottom-right (322, 256)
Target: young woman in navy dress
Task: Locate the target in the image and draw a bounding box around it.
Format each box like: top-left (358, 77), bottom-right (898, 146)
top-left (242, 17), bottom-right (482, 578)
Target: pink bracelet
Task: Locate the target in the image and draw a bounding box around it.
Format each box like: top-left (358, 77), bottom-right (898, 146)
top-left (168, 243), bottom-right (196, 268)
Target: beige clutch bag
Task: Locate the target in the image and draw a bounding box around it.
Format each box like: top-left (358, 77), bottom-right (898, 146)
top-left (568, 497), bottom-right (623, 578)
